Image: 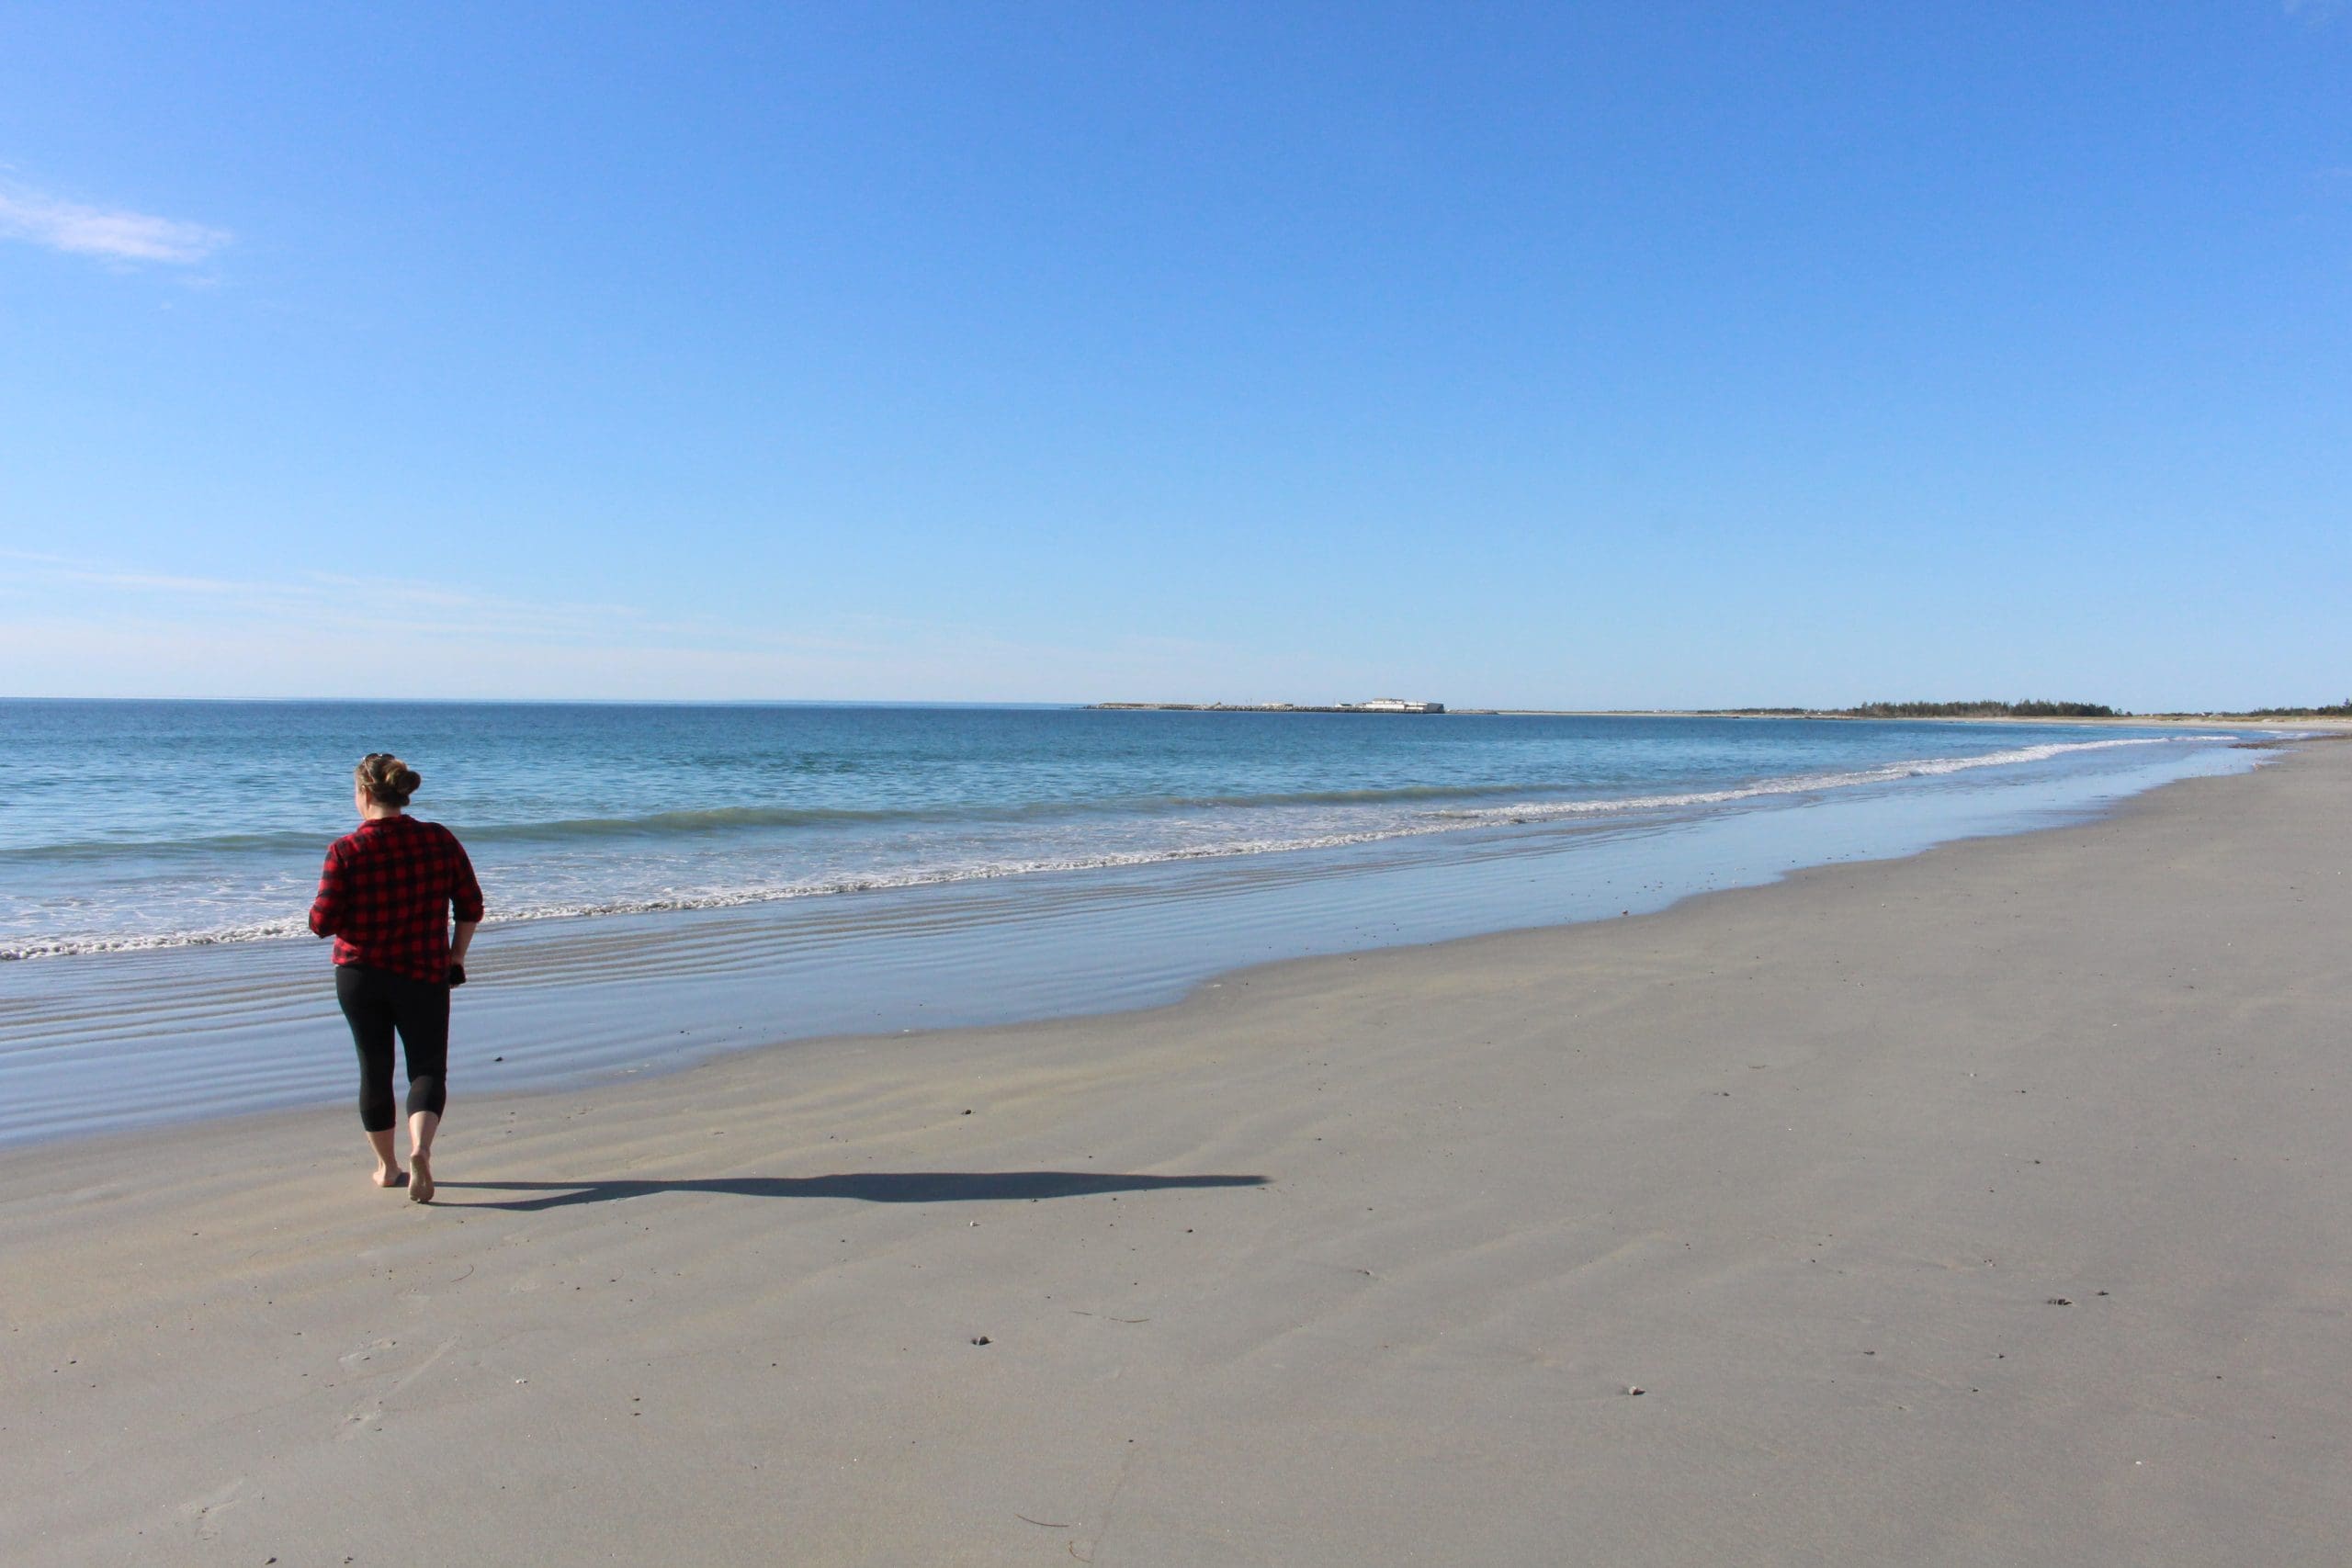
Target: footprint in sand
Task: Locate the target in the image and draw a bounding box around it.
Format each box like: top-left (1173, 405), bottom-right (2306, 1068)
top-left (187, 1478), bottom-right (245, 1540)
top-left (337, 1337), bottom-right (400, 1371)
top-left (336, 1336), bottom-right (459, 1438)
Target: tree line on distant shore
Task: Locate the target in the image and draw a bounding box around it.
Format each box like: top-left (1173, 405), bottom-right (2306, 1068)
top-left (1702, 697), bottom-right (2352, 720)
top-left (1846, 700), bottom-right (2120, 718)
top-left (2220, 700), bottom-right (2352, 718)
top-left (1708, 700), bottom-right (2120, 718)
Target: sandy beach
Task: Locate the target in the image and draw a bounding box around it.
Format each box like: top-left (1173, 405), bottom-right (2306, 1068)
top-left (5, 740), bottom-right (2346, 1566)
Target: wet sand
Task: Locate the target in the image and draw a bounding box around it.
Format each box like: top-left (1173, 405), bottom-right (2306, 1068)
top-left (4, 742), bottom-right (2346, 1565)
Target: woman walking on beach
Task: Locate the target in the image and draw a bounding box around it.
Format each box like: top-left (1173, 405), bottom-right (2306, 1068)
top-left (309, 753), bottom-right (483, 1202)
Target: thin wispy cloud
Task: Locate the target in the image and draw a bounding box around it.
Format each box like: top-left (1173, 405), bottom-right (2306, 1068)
top-left (0, 182), bottom-right (229, 265)
top-left (0, 551), bottom-right (1290, 700)
top-left (0, 550), bottom-right (876, 657)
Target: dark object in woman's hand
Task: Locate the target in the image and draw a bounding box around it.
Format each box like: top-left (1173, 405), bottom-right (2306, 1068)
top-left (447, 963), bottom-right (468, 987)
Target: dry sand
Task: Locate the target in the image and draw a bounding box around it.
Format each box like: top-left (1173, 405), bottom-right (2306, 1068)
top-left (5, 743), bottom-right (2347, 1566)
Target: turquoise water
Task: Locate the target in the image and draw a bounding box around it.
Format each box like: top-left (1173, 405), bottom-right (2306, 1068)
top-left (0, 701), bottom-right (2264, 1143)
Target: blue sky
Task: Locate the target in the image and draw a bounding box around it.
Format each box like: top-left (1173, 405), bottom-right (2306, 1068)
top-left (1, 3), bottom-right (2345, 709)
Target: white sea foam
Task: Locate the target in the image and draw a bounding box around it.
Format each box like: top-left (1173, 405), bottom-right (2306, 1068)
top-left (0, 831), bottom-right (1425, 958)
top-left (1430, 736), bottom-right (2196, 824)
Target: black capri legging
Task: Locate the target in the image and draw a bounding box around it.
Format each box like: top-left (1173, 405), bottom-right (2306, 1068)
top-left (335, 964), bottom-right (450, 1132)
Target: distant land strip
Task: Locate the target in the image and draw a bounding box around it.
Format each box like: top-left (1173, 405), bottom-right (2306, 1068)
top-left (1702, 700), bottom-right (2120, 718)
top-left (1091, 699), bottom-right (1446, 715)
top-left (1093, 699), bottom-right (2352, 721)
top-left (1679, 700), bottom-right (2352, 720)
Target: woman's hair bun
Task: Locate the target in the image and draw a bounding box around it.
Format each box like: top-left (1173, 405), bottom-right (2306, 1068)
top-left (356, 752), bottom-right (421, 807)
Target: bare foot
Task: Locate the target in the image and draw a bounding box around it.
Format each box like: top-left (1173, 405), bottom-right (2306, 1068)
top-left (372, 1166), bottom-right (409, 1189)
top-left (409, 1152), bottom-right (434, 1204)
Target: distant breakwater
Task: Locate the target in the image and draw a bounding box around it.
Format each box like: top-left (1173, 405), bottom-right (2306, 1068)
top-left (1091, 701), bottom-right (1447, 715)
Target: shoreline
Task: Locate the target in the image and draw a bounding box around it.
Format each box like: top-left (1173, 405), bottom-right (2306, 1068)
top-left (0, 728), bottom-right (2263, 1147)
top-left (5, 740), bottom-right (2347, 1562)
top-left (0, 733), bottom-right (2296, 1163)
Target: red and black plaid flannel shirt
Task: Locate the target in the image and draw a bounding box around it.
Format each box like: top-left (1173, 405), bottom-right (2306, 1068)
top-left (309, 815), bottom-right (485, 983)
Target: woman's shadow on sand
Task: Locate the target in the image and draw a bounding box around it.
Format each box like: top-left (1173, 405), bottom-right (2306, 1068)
top-left (437, 1171), bottom-right (1268, 1213)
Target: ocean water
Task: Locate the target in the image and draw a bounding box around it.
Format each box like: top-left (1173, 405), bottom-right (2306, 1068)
top-left (0, 701), bottom-right (2267, 1143)
top-left (0, 700), bottom-right (2251, 959)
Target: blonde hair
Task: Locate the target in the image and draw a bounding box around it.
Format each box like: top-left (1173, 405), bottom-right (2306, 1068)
top-left (356, 752), bottom-right (422, 808)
